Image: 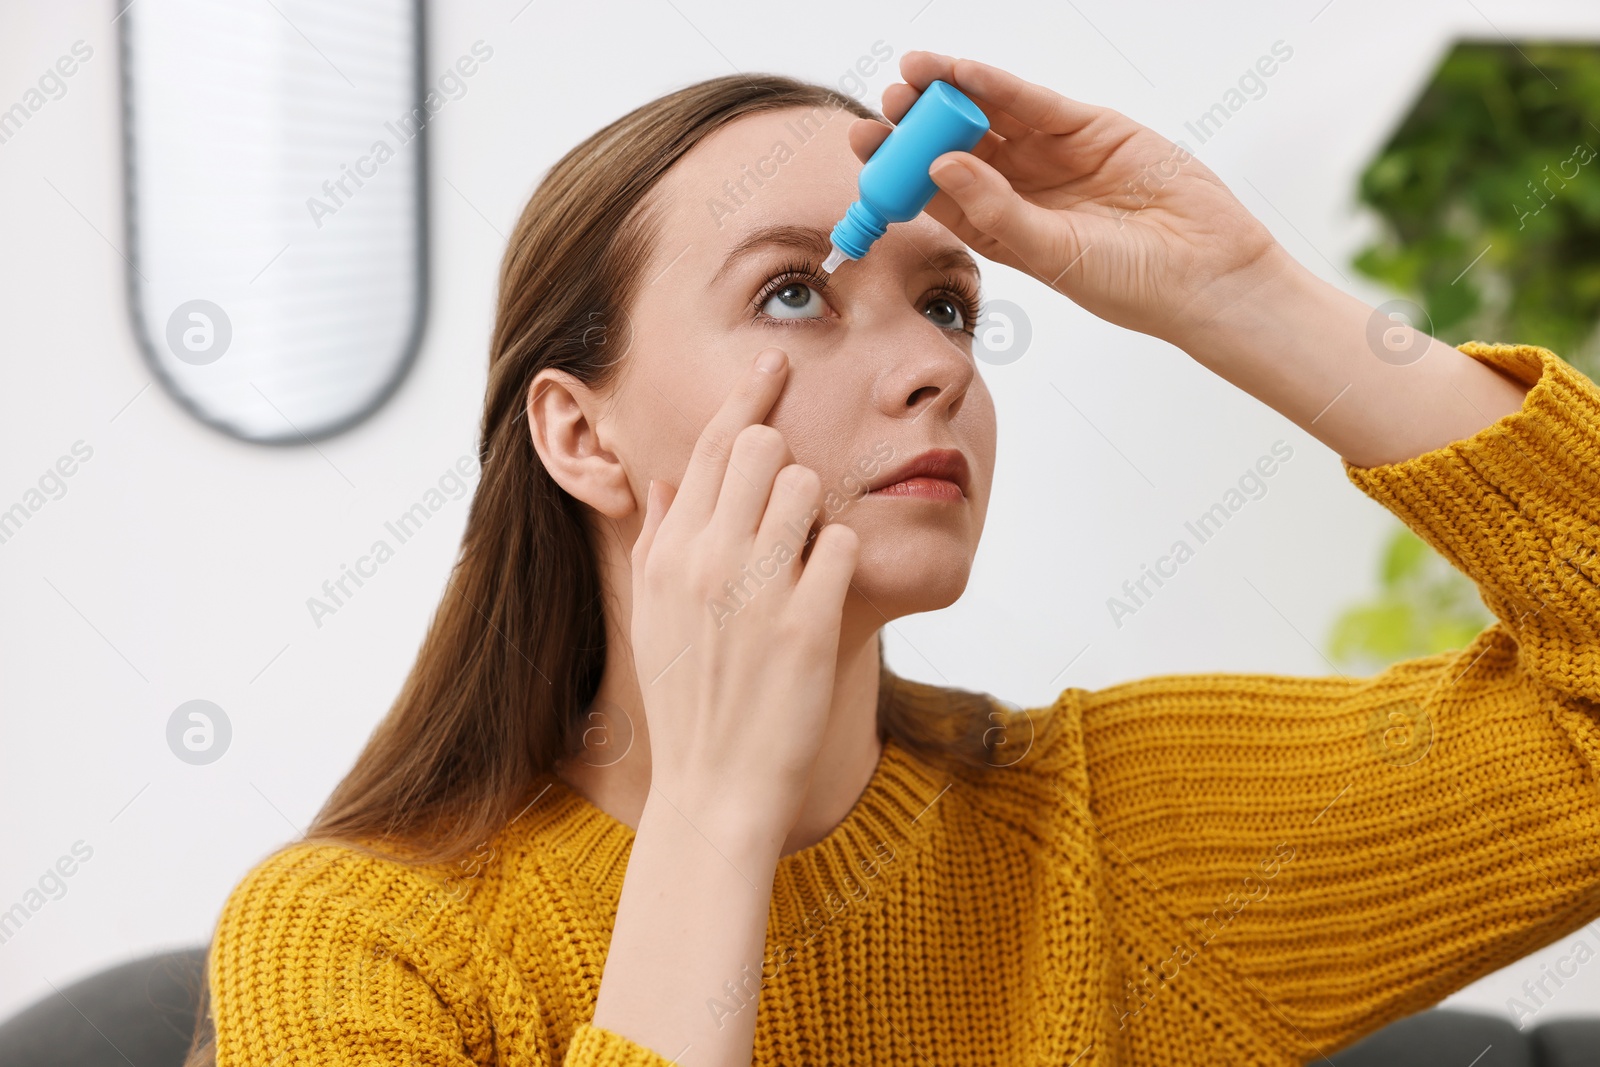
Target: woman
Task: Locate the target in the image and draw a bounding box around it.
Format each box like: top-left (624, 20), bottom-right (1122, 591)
top-left (191, 52), bottom-right (1600, 1066)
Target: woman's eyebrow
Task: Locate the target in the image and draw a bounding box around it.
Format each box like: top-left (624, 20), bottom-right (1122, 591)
top-left (707, 223), bottom-right (982, 287)
top-left (710, 224), bottom-right (833, 286)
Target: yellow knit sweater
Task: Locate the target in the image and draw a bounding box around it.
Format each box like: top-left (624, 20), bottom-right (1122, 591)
top-left (207, 341), bottom-right (1600, 1066)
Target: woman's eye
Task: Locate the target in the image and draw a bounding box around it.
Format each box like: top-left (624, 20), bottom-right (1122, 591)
top-left (925, 297), bottom-right (965, 331)
top-left (761, 281), bottom-right (827, 320)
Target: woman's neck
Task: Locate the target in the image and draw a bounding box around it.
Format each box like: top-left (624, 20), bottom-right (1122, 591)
top-left (554, 609), bottom-right (886, 858)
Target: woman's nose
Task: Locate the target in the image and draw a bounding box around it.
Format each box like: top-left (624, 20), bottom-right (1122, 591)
top-left (870, 321), bottom-right (976, 423)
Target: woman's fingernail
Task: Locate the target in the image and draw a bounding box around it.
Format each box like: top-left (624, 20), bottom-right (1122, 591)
top-left (932, 158), bottom-right (975, 191)
top-left (757, 348), bottom-right (786, 373)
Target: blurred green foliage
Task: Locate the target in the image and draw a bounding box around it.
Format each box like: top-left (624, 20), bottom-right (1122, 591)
top-left (1331, 41), bottom-right (1600, 670)
top-left (1353, 42), bottom-right (1600, 378)
top-left (1328, 527), bottom-right (1493, 673)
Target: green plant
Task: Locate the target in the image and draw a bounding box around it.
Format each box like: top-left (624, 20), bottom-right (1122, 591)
top-left (1330, 41), bottom-right (1599, 669)
top-left (1328, 527), bottom-right (1493, 673)
top-left (1354, 42), bottom-right (1600, 379)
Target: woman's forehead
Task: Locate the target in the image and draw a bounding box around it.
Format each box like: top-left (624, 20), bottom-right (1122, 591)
top-left (639, 108), bottom-right (970, 289)
top-left (651, 109), bottom-right (861, 238)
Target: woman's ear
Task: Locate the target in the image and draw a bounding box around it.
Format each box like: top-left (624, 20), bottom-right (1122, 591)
top-left (526, 368), bottom-right (636, 520)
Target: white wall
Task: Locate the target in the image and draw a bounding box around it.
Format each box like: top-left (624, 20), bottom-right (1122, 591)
top-left (3, 0), bottom-right (1597, 1039)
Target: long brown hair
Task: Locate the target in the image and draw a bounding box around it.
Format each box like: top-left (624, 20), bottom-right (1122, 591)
top-left (182, 72), bottom-right (1007, 1067)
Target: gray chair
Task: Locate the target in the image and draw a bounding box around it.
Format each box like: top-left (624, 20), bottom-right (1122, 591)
top-left (0, 947), bottom-right (207, 1067)
top-left (1325, 1007), bottom-right (1599, 1067)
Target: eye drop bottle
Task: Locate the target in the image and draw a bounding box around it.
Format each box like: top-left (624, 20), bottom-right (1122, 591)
top-left (821, 79), bottom-right (990, 274)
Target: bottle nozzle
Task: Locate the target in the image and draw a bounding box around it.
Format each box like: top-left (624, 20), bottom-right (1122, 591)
top-left (821, 244), bottom-right (850, 275)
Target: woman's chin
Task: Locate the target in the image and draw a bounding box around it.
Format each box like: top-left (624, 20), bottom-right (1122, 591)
top-left (846, 530), bottom-right (976, 618)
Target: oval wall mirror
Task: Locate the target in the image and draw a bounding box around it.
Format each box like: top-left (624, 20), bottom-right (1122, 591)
top-left (119, 0), bottom-right (427, 444)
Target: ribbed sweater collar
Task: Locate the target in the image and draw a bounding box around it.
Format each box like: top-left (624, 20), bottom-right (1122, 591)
top-left (518, 735), bottom-right (954, 934)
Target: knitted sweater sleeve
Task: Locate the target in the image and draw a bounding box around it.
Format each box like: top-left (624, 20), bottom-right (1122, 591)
top-left (206, 842), bottom-right (680, 1067)
top-left (1066, 342), bottom-right (1600, 1059)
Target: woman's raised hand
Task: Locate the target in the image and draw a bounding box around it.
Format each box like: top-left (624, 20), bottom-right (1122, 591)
top-left (629, 346), bottom-right (861, 843)
top-left (849, 51), bottom-right (1288, 350)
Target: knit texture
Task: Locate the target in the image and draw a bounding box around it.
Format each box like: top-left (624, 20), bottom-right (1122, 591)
top-left (207, 341), bottom-right (1600, 1065)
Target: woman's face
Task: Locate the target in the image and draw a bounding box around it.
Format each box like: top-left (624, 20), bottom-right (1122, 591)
top-left (598, 105), bottom-right (996, 621)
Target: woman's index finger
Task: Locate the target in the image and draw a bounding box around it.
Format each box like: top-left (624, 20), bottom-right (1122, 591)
top-left (668, 348), bottom-right (790, 530)
top-left (897, 51), bottom-right (1103, 137)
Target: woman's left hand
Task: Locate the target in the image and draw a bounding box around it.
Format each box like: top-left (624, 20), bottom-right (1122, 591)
top-left (848, 51), bottom-right (1288, 350)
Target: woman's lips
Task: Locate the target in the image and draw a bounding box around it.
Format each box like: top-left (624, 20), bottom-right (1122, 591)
top-left (867, 446), bottom-right (970, 499)
top-left (866, 476), bottom-right (965, 501)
